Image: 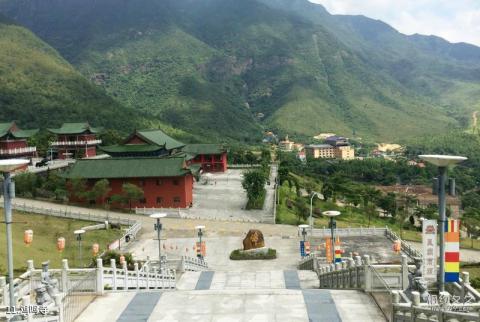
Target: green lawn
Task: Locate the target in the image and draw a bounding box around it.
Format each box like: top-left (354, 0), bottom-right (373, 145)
top-left (276, 182), bottom-right (480, 250)
top-left (0, 211), bottom-right (123, 276)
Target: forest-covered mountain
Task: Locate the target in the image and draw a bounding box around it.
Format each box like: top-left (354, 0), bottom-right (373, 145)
top-left (1, 0), bottom-right (480, 142)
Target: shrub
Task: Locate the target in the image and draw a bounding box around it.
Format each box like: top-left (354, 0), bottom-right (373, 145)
top-left (229, 248), bottom-right (277, 260)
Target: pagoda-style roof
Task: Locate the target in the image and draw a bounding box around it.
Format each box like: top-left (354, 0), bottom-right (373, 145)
top-left (128, 129), bottom-right (185, 151)
top-left (0, 122), bottom-right (38, 139)
top-left (99, 144), bottom-right (164, 154)
top-left (64, 157), bottom-right (192, 179)
top-left (183, 144), bottom-right (226, 155)
top-left (48, 122), bottom-right (101, 135)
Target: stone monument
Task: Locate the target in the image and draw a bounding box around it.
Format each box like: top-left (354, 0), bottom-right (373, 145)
top-left (243, 229), bottom-right (265, 250)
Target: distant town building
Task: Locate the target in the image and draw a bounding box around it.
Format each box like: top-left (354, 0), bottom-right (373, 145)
top-left (313, 133), bottom-right (336, 140)
top-left (262, 131), bottom-right (278, 144)
top-left (0, 122), bottom-right (38, 160)
top-left (278, 135), bottom-right (294, 151)
top-left (305, 136), bottom-right (355, 160)
top-left (65, 157), bottom-right (194, 209)
top-left (100, 129), bottom-right (228, 172)
top-left (48, 123), bottom-right (102, 159)
top-left (297, 150), bottom-right (306, 162)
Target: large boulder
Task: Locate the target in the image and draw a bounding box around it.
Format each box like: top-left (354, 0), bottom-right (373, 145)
top-left (243, 229), bottom-right (265, 250)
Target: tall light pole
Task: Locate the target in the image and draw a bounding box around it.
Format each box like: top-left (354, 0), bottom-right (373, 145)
top-left (150, 213), bottom-right (167, 272)
top-left (309, 191), bottom-right (321, 235)
top-left (299, 224), bottom-right (309, 242)
top-left (74, 229), bottom-right (86, 267)
top-left (419, 155), bottom-right (467, 292)
top-left (322, 211), bottom-right (341, 264)
top-left (195, 225), bottom-right (205, 259)
top-left (0, 159), bottom-right (29, 307)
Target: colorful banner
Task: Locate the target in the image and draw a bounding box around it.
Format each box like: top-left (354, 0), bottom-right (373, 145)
top-left (444, 219), bottom-right (460, 283)
top-left (334, 237), bottom-right (342, 263)
top-left (325, 238), bottom-right (332, 263)
top-left (422, 220), bottom-right (437, 281)
top-left (196, 241), bottom-right (206, 257)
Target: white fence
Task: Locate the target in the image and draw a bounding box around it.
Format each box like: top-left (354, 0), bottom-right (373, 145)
top-left (1, 258), bottom-right (175, 322)
top-left (50, 140), bottom-right (102, 146)
top-left (181, 256), bottom-right (209, 272)
top-left (0, 146), bottom-right (36, 155)
top-left (311, 226), bottom-right (388, 237)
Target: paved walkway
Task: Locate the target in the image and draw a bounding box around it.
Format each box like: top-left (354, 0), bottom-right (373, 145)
top-left (77, 270), bottom-right (385, 322)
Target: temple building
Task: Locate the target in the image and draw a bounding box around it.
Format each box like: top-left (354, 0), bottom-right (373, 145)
top-left (99, 129), bottom-right (185, 158)
top-left (0, 122), bottom-right (38, 160)
top-left (100, 129), bottom-right (228, 172)
top-left (64, 157), bottom-right (194, 209)
top-left (48, 123), bottom-right (102, 159)
top-left (183, 144), bottom-right (227, 172)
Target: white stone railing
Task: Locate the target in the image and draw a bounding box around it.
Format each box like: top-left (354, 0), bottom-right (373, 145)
top-left (181, 256), bottom-right (208, 272)
top-left (317, 255), bottom-right (409, 292)
top-left (0, 146), bottom-right (36, 155)
top-left (50, 140), bottom-right (101, 146)
top-left (0, 258), bottom-right (176, 321)
top-left (385, 227), bottom-right (423, 259)
top-left (298, 255), bottom-right (317, 271)
top-left (311, 226), bottom-right (387, 237)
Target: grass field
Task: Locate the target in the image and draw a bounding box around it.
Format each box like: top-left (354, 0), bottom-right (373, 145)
top-left (276, 182), bottom-right (480, 250)
top-left (0, 212), bottom-right (123, 276)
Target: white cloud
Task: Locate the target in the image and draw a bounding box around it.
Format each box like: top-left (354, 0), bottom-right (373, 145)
top-left (309, 0), bottom-right (480, 46)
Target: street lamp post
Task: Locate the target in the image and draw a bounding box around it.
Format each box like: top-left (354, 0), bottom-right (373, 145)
top-left (309, 191), bottom-right (321, 235)
top-left (298, 224), bottom-right (309, 242)
top-left (419, 155), bottom-right (467, 292)
top-left (0, 159), bottom-right (29, 307)
top-left (150, 213), bottom-right (167, 273)
top-left (322, 211), bottom-right (341, 264)
top-left (74, 229), bottom-right (86, 267)
top-left (195, 225), bottom-right (205, 259)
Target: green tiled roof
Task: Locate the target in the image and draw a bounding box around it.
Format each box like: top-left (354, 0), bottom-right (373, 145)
top-left (48, 122), bottom-right (101, 134)
top-left (99, 144), bottom-right (163, 153)
top-left (135, 130), bottom-right (185, 150)
top-left (0, 122), bottom-right (38, 138)
top-left (64, 157), bottom-right (191, 179)
top-left (183, 144), bottom-right (226, 155)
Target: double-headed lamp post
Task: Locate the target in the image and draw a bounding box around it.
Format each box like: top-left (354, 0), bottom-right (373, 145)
top-left (322, 211), bottom-right (341, 264)
top-left (195, 225), bottom-right (205, 259)
top-left (74, 229), bottom-right (86, 267)
top-left (150, 213), bottom-right (167, 272)
top-left (0, 159), bottom-right (29, 306)
top-left (309, 191), bottom-right (322, 235)
top-left (298, 224), bottom-right (309, 242)
top-left (419, 154), bottom-right (467, 292)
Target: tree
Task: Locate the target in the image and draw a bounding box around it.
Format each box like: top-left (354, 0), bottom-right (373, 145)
top-left (397, 193), bottom-right (418, 238)
top-left (242, 170), bottom-right (267, 206)
top-left (88, 179), bottom-right (111, 207)
top-left (377, 192), bottom-right (397, 217)
top-left (361, 186), bottom-right (381, 227)
top-left (119, 183), bottom-right (144, 210)
top-left (294, 197), bottom-right (308, 224)
top-left (245, 151), bottom-right (257, 165)
top-left (69, 177), bottom-right (88, 200)
top-left (463, 208), bottom-right (480, 248)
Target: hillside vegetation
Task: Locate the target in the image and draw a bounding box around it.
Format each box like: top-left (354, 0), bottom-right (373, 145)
top-left (1, 0), bottom-right (480, 141)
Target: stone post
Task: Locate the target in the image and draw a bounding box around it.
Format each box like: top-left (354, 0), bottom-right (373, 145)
top-left (401, 255), bottom-right (409, 290)
top-left (348, 258), bottom-right (355, 288)
top-left (22, 295), bottom-right (33, 322)
top-left (61, 259), bottom-right (69, 293)
top-left (54, 293), bottom-right (64, 322)
top-left (27, 260), bottom-right (34, 272)
top-left (122, 261), bottom-right (128, 290)
top-left (439, 291), bottom-right (450, 310)
top-left (134, 263), bottom-right (140, 290)
top-left (412, 291), bottom-right (420, 306)
top-left (0, 277), bottom-right (6, 306)
top-left (96, 258), bottom-right (104, 295)
top-left (391, 291), bottom-right (400, 322)
top-left (355, 256), bottom-right (362, 288)
top-left (111, 259), bottom-right (117, 291)
top-left (363, 255), bottom-right (371, 292)
top-left (461, 271), bottom-right (470, 302)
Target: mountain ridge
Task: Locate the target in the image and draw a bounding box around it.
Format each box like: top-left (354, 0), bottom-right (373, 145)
top-left (1, 0), bottom-right (479, 141)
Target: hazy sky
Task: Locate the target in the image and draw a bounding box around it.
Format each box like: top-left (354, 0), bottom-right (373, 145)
top-left (309, 0), bottom-right (480, 46)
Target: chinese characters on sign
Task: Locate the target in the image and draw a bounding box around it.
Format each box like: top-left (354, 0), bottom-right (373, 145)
top-left (422, 219), bottom-right (437, 281)
top-left (6, 305), bottom-right (49, 316)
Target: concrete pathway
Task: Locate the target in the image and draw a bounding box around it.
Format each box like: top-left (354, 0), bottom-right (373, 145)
top-left (77, 269), bottom-right (385, 322)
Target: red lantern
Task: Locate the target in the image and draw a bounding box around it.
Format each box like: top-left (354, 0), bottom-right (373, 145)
top-left (24, 230), bottom-right (33, 246)
top-left (119, 255), bottom-right (126, 264)
top-left (393, 240), bottom-right (401, 254)
top-left (57, 237), bottom-right (65, 252)
top-left (92, 243), bottom-right (100, 256)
